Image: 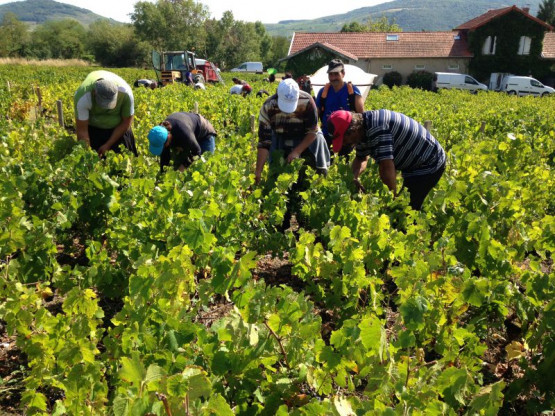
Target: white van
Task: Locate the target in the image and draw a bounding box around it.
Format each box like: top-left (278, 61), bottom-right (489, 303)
top-left (230, 62), bottom-right (263, 74)
top-left (434, 72), bottom-right (487, 92)
top-left (501, 76), bottom-right (554, 97)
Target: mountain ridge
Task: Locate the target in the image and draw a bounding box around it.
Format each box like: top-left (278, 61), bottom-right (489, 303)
top-left (265, 0), bottom-right (539, 36)
top-left (0, 0), bottom-right (119, 26)
top-left (0, 0), bottom-right (541, 35)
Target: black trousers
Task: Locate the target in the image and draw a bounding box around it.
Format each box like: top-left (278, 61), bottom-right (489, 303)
top-left (403, 163), bottom-right (445, 210)
top-left (89, 125), bottom-right (138, 156)
top-left (263, 148), bottom-right (318, 231)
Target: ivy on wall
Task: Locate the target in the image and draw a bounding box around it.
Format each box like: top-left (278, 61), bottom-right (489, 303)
top-left (467, 11), bottom-right (552, 81)
top-left (284, 47), bottom-right (339, 77)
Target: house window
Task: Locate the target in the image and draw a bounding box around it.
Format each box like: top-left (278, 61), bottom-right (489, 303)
top-left (482, 36), bottom-right (497, 55)
top-left (386, 34), bottom-right (399, 41)
top-left (518, 36), bottom-right (531, 55)
top-left (382, 64), bottom-right (393, 70)
top-left (414, 64), bottom-right (425, 70)
top-left (448, 64), bottom-right (460, 70)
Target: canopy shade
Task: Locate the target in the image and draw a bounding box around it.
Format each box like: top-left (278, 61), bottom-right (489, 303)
top-left (310, 64), bottom-right (377, 102)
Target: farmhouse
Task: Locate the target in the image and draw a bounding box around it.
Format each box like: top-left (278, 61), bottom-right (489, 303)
top-left (283, 5), bottom-right (555, 86)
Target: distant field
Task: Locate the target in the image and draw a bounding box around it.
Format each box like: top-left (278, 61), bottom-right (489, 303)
top-left (0, 58), bottom-right (91, 67)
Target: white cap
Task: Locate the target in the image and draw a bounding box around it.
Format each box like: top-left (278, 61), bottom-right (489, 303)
top-left (277, 78), bottom-right (299, 113)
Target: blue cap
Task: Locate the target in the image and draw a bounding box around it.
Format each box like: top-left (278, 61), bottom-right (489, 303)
top-left (147, 126), bottom-right (168, 155)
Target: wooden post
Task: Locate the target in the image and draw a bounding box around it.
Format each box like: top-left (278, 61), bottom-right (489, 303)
top-left (6, 81), bottom-right (10, 92)
top-left (34, 86), bottom-right (43, 120)
top-left (480, 121), bottom-right (486, 133)
top-left (250, 115), bottom-right (257, 149)
top-left (424, 120), bottom-right (432, 131)
top-left (35, 86), bottom-right (42, 109)
top-left (250, 115), bottom-right (256, 135)
top-left (56, 100), bottom-right (64, 127)
top-left (194, 102), bottom-right (199, 114)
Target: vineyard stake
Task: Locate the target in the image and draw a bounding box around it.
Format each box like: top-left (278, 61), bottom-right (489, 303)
top-left (250, 115), bottom-right (256, 134)
top-left (56, 100), bottom-right (64, 127)
top-left (35, 86), bottom-right (42, 111)
top-left (6, 81), bottom-right (10, 92)
top-left (194, 102), bottom-right (199, 114)
top-left (480, 121), bottom-right (486, 133)
top-left (424, 120), bottom-right (432, 131)
top-left (183, 393), bottom-right (190, 415)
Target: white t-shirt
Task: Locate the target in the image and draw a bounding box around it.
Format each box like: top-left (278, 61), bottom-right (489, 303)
top-left (230, 85), bottom-right (243, 95)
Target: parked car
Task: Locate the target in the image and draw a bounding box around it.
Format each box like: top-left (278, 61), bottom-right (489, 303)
top-left (230, 62), bottom-right (263, 74)
top-left (434, 72), bottom-right (487, 92)
top-left (501, 76), bottom-right (554, 96)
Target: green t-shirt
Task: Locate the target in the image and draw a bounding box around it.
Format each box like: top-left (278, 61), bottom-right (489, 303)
top-left (74, 70), bottom-right (134, 129)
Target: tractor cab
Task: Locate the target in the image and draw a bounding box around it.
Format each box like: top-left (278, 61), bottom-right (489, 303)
top-left (152, 50), bottom-right (198, 86)
top-left (152, 50), bottom-right (222, 86)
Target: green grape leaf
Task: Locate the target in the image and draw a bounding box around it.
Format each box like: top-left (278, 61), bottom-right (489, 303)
top-left (119, 354), bottom-right (146, 389)
top-left (467, 381), bottom-right (505, 416)
top-left (359, 314), bottom-right (385, 358)
top-left (400, 296), bottom-right (428, 331)
top-left (201, 393), bottom-right (234, 415)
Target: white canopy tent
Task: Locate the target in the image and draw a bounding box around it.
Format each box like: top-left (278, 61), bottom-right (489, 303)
top-left (310, 64), bottom-right (377, 102)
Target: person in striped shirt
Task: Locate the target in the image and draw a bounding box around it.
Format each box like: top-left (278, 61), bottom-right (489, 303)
top-left (327, 110), bottom-right (446, 210)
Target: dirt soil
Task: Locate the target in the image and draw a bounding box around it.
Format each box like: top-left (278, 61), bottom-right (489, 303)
top-left (0, 321), bottom-right (25, 415)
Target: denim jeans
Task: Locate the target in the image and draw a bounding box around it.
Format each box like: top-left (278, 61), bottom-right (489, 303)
top-left (200, 135), bottom-right (216, 153)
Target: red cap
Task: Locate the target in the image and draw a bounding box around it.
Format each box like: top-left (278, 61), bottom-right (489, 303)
top-left (327, 110), bottom-right (352, 153)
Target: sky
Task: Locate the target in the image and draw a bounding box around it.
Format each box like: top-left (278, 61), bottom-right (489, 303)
top-left (0, 0), bottom-right (393, 24)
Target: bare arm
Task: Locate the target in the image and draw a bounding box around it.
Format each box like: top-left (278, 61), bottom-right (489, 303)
top-left (352, 155), bottom-right (369, 192)
top-left (378, 159), bottom-right (397, 195)
top-left (286, 131), bottom-right (317, 163)
top-left (254, 148), bottom-right (269, 184)
top-left (97, 115), bottom-right (134, 156)
top-left (354, 94), bottom-right (364, 114)
top-left (352, 156), bottom-right (369, 180)
top-left (76, 119), bottom-right (90, 145)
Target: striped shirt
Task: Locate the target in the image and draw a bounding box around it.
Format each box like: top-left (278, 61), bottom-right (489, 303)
top-left (357, 110), bottom-right (446, 177)
top-left (257, 91), bottom-right (318, 150)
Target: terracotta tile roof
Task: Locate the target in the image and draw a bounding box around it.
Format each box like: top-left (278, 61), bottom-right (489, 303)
top-left (455, 5), bottom-right (553, 31)
top-left (542, 32), bottom-right (555, 59)
top-left (289, 32), bottom-right (472, 59)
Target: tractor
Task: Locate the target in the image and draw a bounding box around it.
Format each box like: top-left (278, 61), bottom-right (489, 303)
top-left (152, 50), bottom-right (223, 86)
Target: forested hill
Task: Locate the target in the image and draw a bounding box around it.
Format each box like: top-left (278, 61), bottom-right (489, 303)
top-left (0, 0), bottom-right (540, 34)
top-left (0, 0), bottom-right (118, 26)
top-left (264, 0), bottom-right (539, 36)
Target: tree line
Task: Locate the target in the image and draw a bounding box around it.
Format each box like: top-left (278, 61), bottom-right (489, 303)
top-left (2, 0), bottom-right (552, 69)
top-left (0, 0), bottom-right (290, 69)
